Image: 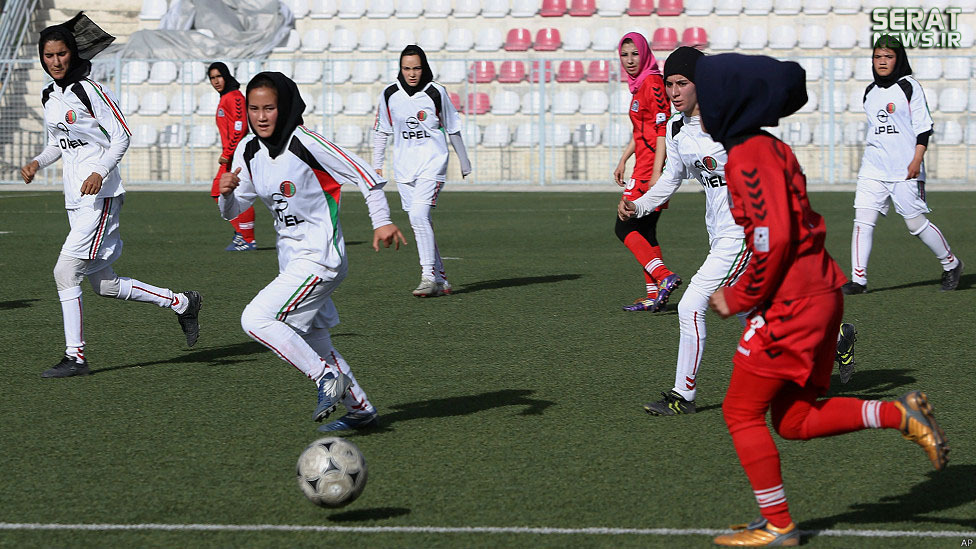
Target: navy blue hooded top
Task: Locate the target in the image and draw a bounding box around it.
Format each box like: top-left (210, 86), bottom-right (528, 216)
top-left (695, 54), bottom-right (807, 149)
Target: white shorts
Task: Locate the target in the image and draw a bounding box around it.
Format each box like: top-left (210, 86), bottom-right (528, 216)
top-left (398, 179), bottom-right (444, 212)
top-left (61, 195), bottom-right (124, 263)
top-left (854, 177), bottom-right (930, 219)
top-left (689, 237), bottom-right (751, 295)
top-left (247, 258), bottom-right (347, 333)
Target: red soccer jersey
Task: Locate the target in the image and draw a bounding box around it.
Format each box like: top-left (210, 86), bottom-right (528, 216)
top-left (216, 90), bottom-right (247, 164)
top-left (628, 74), bottom-right (670, 181)
top-left (722, 134), bottom-right (847, 314)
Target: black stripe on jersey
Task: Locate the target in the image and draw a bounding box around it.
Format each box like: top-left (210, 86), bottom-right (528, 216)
top-left (288, 137), bottom-right (327, 173)
top-left (423, 85), bottom-right (443, 127)
top-left (41, 84), bottom-right (54, 107)
top-left (71, 82), bottom-right (95, 117)
top-left (383, 84), bottom-right (397, 119)
top-left (897, 79), bottom-right (913, 102)
top-left (862, 82), bottom-right (876, 105)
top-left (671, 117), bottom-right (684, 138)
top-left (242, 138), bottom-right (261, 178)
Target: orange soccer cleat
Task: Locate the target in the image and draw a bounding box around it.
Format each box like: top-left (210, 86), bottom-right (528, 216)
top-left (894, 390), bottom-right (949, 471)
top-left (713, 518), bottom-right (799, 547)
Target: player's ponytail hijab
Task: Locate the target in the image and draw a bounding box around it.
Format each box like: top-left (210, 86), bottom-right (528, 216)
top-left (397, 44), bottom-right (434, 96)
top-left (617, 32), bottom-right (661, 94)
top-left (207, 62), bottom-right (241, 96)
top-left (38, 12), bottom-right (115, 89)
top-left (872, 34), bottom-right (913, 89)
top-left (695, 54), bottom-right (807, 147)
top-left (246, 71), bottom-right (306, 159)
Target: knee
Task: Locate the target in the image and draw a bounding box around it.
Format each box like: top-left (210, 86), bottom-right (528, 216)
top-left (614, 218), bottom-right (632, 242)
top-left (89, 273), bottom-right (122, 298)
top-left (770, 406), bottom-right (806, 440)
top-left (677, 289), bottom-right (707, 323)
top-left (408, 209), bottom-right (428, 226)
top-left (240, 303), bottom-right (273, 335)
top-left (53, 257), bottom-right (84, 291)
top-left (904, 215), bottom-right (929, 236)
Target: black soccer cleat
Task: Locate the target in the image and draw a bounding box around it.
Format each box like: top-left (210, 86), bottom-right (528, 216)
top-left (177, 291), bottom-right (203, 347)
top-left (841, 281), bottom-right (867, 295)
top-left (835, 323), bottom-right (857, 384)
top-left (941, 259), bottom-right (963, 291)
top-left (42, 355), bottom-right (90, 378)
top-left (644, 389), bottom-right (696, 416)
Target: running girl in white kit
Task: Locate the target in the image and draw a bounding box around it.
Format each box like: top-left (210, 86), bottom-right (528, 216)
top-left (21, 13), bottom-right (201, 378)
top-left (372, 45), bottom-right (471, 297)
top-left (219, 72), bottom-right (406, 431)
top-left (844, 35), bottom-right (963, 294)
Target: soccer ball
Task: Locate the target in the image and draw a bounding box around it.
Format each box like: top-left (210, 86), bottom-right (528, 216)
top-left (296, 437), bottom-right (368, 508)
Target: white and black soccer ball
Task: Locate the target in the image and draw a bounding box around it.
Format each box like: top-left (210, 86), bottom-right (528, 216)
top-left (296, 437), bottom-right (368, 508)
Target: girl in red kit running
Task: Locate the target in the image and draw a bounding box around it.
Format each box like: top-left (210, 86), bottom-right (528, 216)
top-left (613, 32), bottom-right (680, 312)
top-left (697, 53), bottom-right (949, 547)
top-left (208, 62), bottom-right (256, 251)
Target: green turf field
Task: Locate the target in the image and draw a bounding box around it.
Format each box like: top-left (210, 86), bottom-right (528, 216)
top-left (0, 189), bottom-right (974, 548)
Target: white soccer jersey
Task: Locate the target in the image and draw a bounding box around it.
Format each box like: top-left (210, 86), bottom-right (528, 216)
top-left (373, 81), bottom-right (461, 183)
top-left (858, 76), bottom-right (933, 182)
top-left (33, 78), bottom-right (129, 209)
top-left (220, 126), bottom-right (392, 270)
top-left (633, 113), bottom-right (743, 242)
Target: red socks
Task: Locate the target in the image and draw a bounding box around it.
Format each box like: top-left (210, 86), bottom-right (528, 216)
top-left (232, 207), bottom-right (256, 243)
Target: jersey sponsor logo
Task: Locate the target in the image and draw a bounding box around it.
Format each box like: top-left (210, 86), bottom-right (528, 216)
top-left (417, 110), bottom-right (427, 121)
top-left (59, 137), bottom-right (90, 149)
top-left (65, 110), bottom-right (77, 124)
top-left (402, 116), bottom-right (431, 140)
top-left (280, 181), bottom-right (296, 197)
top-left (753, 227), bottom-right (770, 253)
top-left (886, 102), bottom-right (896, 113)
top-left (703, 156), bottom-right (718, 171)
top-left (655, 112), bottom-right (667, 124)
top-left (875, 109), bottom-right (900, 134)
top-left (234, 121), bottom-right (243, 131)
top-left (217, 108), bottom-right (225, 117)
top-left (631, 100), bottom-right (640, 112)
top-left (271, 192), bottom-right (305, 227)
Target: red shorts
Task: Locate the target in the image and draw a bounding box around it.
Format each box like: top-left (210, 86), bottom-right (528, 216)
top-left (732, 290), bottom-right (843, 392)
top-left (623, 179), bottom-right (668, 209)
top-left (211, 163), bottom-right (228, 197)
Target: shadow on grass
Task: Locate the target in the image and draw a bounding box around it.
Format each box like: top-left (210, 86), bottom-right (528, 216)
top-left (90, 341), bottom-right (267, 375)
top-left (802, 464), bottom-right (976, 536)
top-left (828, 368), bottom-right (917, 400)
top-left (458, 274), bottom-right (581, 294)
top-left (0, 298), bottom-right (40, 310)
top-left (328, 506), bottom-right (411, 522)
top-left (870, 272), bottom-right (973, 293)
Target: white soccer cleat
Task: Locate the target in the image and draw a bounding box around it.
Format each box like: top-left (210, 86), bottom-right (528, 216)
top-left (412, 278), bottom-right (439, 297)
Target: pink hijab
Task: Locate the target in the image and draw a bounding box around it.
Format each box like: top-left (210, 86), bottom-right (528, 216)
top-left (618, 32), bottom-right (662, 94)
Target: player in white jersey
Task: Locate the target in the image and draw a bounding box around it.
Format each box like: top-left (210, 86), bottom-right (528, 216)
top-left (219, 72), bottom-right (406, 431)
top-left (373, 45), bottom-right (472, 297)
top-left (20, 14), bottom-right (201, 378)
top-left (620, 48), bottom-right (860, 414)
top-left (844, 35), bottom-right (963, 294)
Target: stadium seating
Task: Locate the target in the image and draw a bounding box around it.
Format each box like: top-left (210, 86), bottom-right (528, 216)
top-left (446, 28), bottom-right (475, 52)
top-left (627, 0), bottom-right (654, 14)
top-left (179, 63), bottom-right (206, 85)
top-left (265, 59), bottom-right (294, 78)
top-left (139, 91), bottom-right (168, 116)
top-left (743, 0), bottom-right (772, 14)
top-left (189, 125), bottom-right (217, 148)
top-left (149, 61), bottom-right (178, 85)
top-left (828, 25), bottom-right (857, 49)
top-left (462, 123), bottom-right (482, 145)
top-left (338, 0), bottom-right (366, 18)
top-left (586, 60), bottom-right (611, 82)
top-left (344, 91), bottom-right (374, 115)
top-left (769, 25), bottom-right (798, 49)
top-left (168, 91), bottom-right (196, 116)
top-left (389, 28), bottom-right (416, 52)
top-left (325, 60), bottom-right (351, 84)
top-left (773, 0), bottom-right (800, 13)
top-left (273, 29), bottom-right (301, 53)
top-left (292, 60), bottom-right (322, 84)
top-left (802, 0), bottom-right (829, 14)
top-left (439, 60), bottom-right (467, 83)
top-left (301, 29), bottom-right (329, 52)
top-left (680, 27), bottom-right (708, 47)
top-left (121, 91), bottom-right (139, 115)
top-left (592, 27), bottom-right (620, 51)
top-left (797, 58), bottom-right (823, 81)
top-left (812, 123), bottom-right (843, 146)
top-left (513, 123), bottom-right (539, 147)
top-left (828, 58), bottom-right (852, 81)
top-left (579, 90), bottom-right (610, 114)
top-left (351, 60), bottom-right (381, 84)
top-left (610, 89), bottom-right (631, 114)
top-left (710, 26), bottom-right (738, 49)
top-left (966, 121), bottom-right (976, 146)
top-left (605, 123), bottom-right (631, 147)
top-left (651, 27), bottom-right (678, 50)
top-left (283, 0), bottom-right (309, 18)
top-left (359, 28), bottom-right (386, 52)
top-left (541, 0), bottom-right (568, 16)
top-left (939, 88), bottom-right (966, 112)
top-left (553, 90), bottom-right (580, 114)
top-left (464, 92), bottom-right (491, 114)
top-left (453, 0), bottom-right (480, 17)
top-left (302, 96), bottom-right (315, 115)
top-left (122, 61), bottom-right (150, 85)
top-left (853, 58), bottom-right (873, 81)
top-left (914, 58), bottom-right (943, 80)
top-left (335, 125), bottom-right (363, 147)
top-left (934, 121), bottom-right (963, 145)
top-left (483, 0), bottom-right (510, 17)
top-left (546, 124), bottom-right (571, 146)
top-left (309, 0), bottom-right (338, 18)
top-left (418, 28), bottom-right (446, 52)
top-left (572, 124), bottom-right (601, 147)
top-left (715, 0), bottom-right (742, 15)
top-left (799, 24), bottom-right (827, 48)
top-left (311, 125), bottom-right (335, 141)
top-left (684, 0), bottom-right (714, 15)
top-left (959, 23), bottom-right (975, 48)
top-left (657, 0), bottom-right (683, 14)
top-left (797, 89), bottom-right (817, 113)
top-left (469, 61), bottom-right (496, 83)
top-left (130, 125), bottom-right (158, 148)
top-left (556, 60), bottom-right (585, 82)
top-left (497, 60), bottom-right (526, 83)
top-left (159, 124), bottom-right (186, 148)
top-left (315, 92), bottom-right (344, 115)
top-left (924, 89), bottom-right (938, 111)
top-left (825, 88), bottom-right (846, 113)
top-left (139, 0), bottom-right (167, 20)
top-left (784, 122), bottom-right (812, 146)
top-left (235, 60), bottom-right (262, 82)
top-left (492, 91), bottom-right (521, 115)
top-left (597, 0), bottom-right (627, 15)
top-left (522, 91), bottom-right (547, 114)
top-left (476, 28), bottom-right (504, 51)
top-left (482, 123), bottom-right (511, 147)
top-left (424, 0), bottom-right (451, 17)
top-left (563, 27), bottom-right (592, 51)
top-left (535, 29), bottom-right (562, 51)
top-left (330, 27), bottom-right (358, 52)
top-left (833, 0), bottom-right (859, 14)
top-left (505, 29), bottom-right (533, 51)
top-left (847, 89), bottom-right (864, 113)
top-left (529, 60), bottom-right (554, 82)
top-left (396, 0), bottom-right (424, 17)
top-left (943, 57), bottom-right (972, 80)
top-left (569, 0), bottom-right (597, 16)
top-left (739, 25), bottom-right (767, 49)
top-left (511, 0), bottom-right (538, 17)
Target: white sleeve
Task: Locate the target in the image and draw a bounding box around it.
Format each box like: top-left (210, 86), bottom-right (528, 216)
top-left (219, 146), bottom-right (257, 220)
top-left (448, 132), bottom-right (471, 176)
top-left (372, 129), bottom-right (389, 170)
top-left (633, 131), bottom-right (684, 217)
top-left (33, 123), bottom-right (61, 168)
top-left (85, 82), bottom-right (130, 178)
top-left (308, 137), bottom-right (393, 229)
top-left (374, 92), bottom-right (393, 135)
top-left (440, 85), bottom-right (462, 134)
top-left (909, 79), bottom-right (934, 136)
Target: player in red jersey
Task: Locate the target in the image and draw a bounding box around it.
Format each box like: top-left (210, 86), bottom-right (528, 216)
top-left (696, 54), bottom-right (949, 547)
top-left (208, 62), bottom-right (256, 251)
top-left (612, 32), bottom-right (680, 312)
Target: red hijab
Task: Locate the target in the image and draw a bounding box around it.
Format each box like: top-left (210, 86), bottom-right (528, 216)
top-left (618, 32), bottom-right (661, 94)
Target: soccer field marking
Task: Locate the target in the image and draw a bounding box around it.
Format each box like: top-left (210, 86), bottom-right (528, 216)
top-left (0, 231), bottom-right (10, 234)
top-left (1, 522), bottom-right (973, 539)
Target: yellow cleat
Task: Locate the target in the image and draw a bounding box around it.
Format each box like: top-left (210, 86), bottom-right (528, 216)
top-left (713, 518), bottom-right (799, 546)
top-left (894, 390), bottom-right (949, 471)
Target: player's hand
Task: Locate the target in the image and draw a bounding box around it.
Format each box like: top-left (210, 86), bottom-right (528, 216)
top-left (613, 161), bottom-right (627, 187)
top-left (219, 167), bottom-right (241, 196)
top-left (80, 172), bottom-right (103, 195)
top-left (372, 223), bottom-right (407, 251)
top-left (21, 160), bottom-right (39, 184)
top-left (218, 156), bottom-right (230, 166)
top-left (907, 159), bottom-right (922, 180)
top-left (618, 199), bottom-right (637, 221)
top-left (375, 168), bottom-right (383, 177)
top-left (708, 288), bottom-right (733, 318)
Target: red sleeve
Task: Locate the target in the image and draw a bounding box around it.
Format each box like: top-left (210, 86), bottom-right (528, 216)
top-left (220, 91), bottom-right (248, 162)
top-left (722, 139), bottom-right (797, 313)
top-left (640, 77), bottom-right (669, 141)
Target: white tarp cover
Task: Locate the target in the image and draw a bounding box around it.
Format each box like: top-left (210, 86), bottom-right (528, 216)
top-left (103, 0), bottom-right (294, 60)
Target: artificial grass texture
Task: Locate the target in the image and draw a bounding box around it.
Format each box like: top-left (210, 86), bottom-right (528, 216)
top-left (0, 189), bottom-right (973, 548)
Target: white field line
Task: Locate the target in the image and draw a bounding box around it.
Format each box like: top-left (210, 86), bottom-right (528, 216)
top-left (0, 523), bottom-right (974, 539)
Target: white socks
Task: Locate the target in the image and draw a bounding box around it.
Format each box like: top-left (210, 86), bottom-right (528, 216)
top-left (304, 329), bottom-right (375, 415)
top-left (58, 286), bottom-right (85, 362)
top-left (673, 287), bottom-right (709, 401)
top-left (851, 209), bottom-right (877, 285)
top-left (408, 203), bottom-right (439, 281)
top-left (912, 220), bottom-right (959, 271)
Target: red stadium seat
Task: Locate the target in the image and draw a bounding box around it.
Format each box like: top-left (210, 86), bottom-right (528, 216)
top-left (449, 92), bottom-right (462, 110)
top-left (556, 60), bottom-right (584, 82)
top-left (498, 60), bottom-right (527, 83)
top-left (680, 27), bottom-right (708, 48)
top-left (628, 0), bottom-right (654, 16)
top-left (464, 92), bottom-right (491, 114)
top-left (468, 60), bottom-right (496, 83)
top-left (586, 60), bottom-right (610, 82)
top-left (569, 0), bottom-right (596, 16)
top-left (529, 60), bottom-right (553, 83)
top-left (504, 28), bottom-right (533, 51)
top-left (651, 27), bottom-right (678, 50)
top-left (656, 0), bottom-right (683, 15)
top-left (534, 28), bottom-right (562, 51)
top-left (540, 0), bottom-right (567, 16)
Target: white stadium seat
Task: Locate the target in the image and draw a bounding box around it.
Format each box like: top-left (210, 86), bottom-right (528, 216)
top-left (302, 29), bottom-right (329, 52)
top-left (597, 0), bottom-right (627, 16)
top-left (605, 123), bottom-right (631, 147)
top-left (798, 89), bottom-right (818, 113)
top-left (283, 0), bottom-right (310, 17)
top-left (510, 0), bottom-right (536, 17)
top-left (854, 57), bottom-right (873, 81)
top-left (424, 0), bottom-right (451, 17)
top-left (483, 123), bottom-right (511, 147)
top-left (396, 0), bottom-right (423, 18)
top-left (330, 27), bottom-right (358, 52)
top-left (196, 91), bottom-right (218, 115)
top-left (685, 0), bottom-right (714, 15)
top-left (739, 25), bottom-right (768, 49)
top-left (925, 90), bottom-right (938, 112)
top-left (563, 27), bottom-right (591, 51)
top-left (966, 121), bottom-right (976, 146)
top-left (149, 61), bottom-right (178, 84)
top-left (273, 29), bottom-right (301, 53)
top-left (833, 0), bottom-right (859, 14)
top-left (462, 124), bottom-right (482, 146)
top-left (715, 0), bottom-right (743, 15)
top-left (454, 0), bottom-right (480, 17)
top-left (338, 0), bottom-right (366, 18)
top-left (302, 96), bottom-right (315, 115)
top-left (130, 125), bottom-right (158, 148)
top-left (418, 28), bottom-right (445, 52)
top-left (179, 62), bottom-right (206, 84)
top-left (784, 122), bottom-right (812, 146)
top-left (592, 27), bottom-right (620, 51)
top-left (572, 124), bottom-right (601, 147)
top-left (914, 58), bottom-right (942, 80)
top-left (956, 23), bottom-right (975, 48)
top-left (610, 89), bottom-right (631, 114)
top-left (189, 125), bottom-right (217, 148)
top-left (491, 91), bottom-right (521, 115)
top-left (857, 25), bottom-right (874, 48)
top-left (387, 58), bottom-right (403, 80)
top-left (345, 92), bottom-right (373, 116)
top-left (552, 91), bottom-right (580, 115)
top-left (139, 0), bottom-right (167, 20)
top-left (483, 0), bottom-right (510, 17)
top-left (773, 0), bottom-right (800, 14)
top-left (265, 59), bottom-right (294, 78)
top-left (475, 27), bottom-right (504, 52)
top-left (799, 24), bottom-right (826, 48)
top-left (335, 125), bottom-right (363, 148)
top-left (744, 0), bottom-right (773, 14)
top-left (710, 26), bottom-right (738, 50)
top-left (168, 90), bottom-right (196, 116)
top-left (315, 91), bottom-right (344, 115)
top-left (122, 61), bottom-right (149, 85)
top-left (522, 91), bottom-right (548, 114)
top-left (812, 123), bottom-right (842, 146)
top-left (158, 124), bottom-right (186, 148)
top-left (351, 60), bottom-right (381, 84)
top-left (769, 25), bottom-right (797, 49)
top-left (235, 60), bottom-right (263, 83)
top-left (366, 0), bottom-right (394, 18)
top-left (139, 91), bottom-right (168, 116)
top-left (828, 58), bottom-right (852, 81)
top-left (513, 123), bottom-right (539, 147)
top-left (828, 24), bottom-right (857, 49)
top-left (120, 91), bottom-right (139, 114)
top-left (325, 60), bottom-right (351, 84)
top-left (310, 0), bottom-right (337, 17)
top-left (359, 28), bottom-right (386, 52)
top-left (939, 88), bottom-right (966, 112)
top-left (943, 57), bottom-right (971, 80)
top-left (970, 87), bottom-right (976, 111)
top-left (438, 60), bottom-right (467, 83)
top-left (579, 90), bottom-right (609, 114)
top-left (861, 0), bottom-right (885, 9)
top-left (446, 28), bottom-right (475, 52)
top-left (934, 121), bottom-right (963, 145)
top-left (847, 89), bottom-right (864, 113)
top-left (802, 0), bottom-right (829, 14)
top-left (545, 124), bottom-right (571, 147)
top-left (389, 28), bottom-right (416, 52)
top-left (842, 121), bottom-right (865, 145)
top-left (826, 89), bottom-right (846, 113)
top-left (294, 60), bottom-right (324, 83)
top-left (797, 58), bottom-right (822, 81)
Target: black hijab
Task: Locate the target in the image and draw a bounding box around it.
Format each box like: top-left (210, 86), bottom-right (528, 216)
top-left (663, 46), bottom-right (704, 84)
top-left (397, 45), bottom-right (434, 96)
top-left (207, 62), bottom-right (241, 96)
top-left (872, 34), bottom-right (913, 89)
top-left (695, 53), bottom-right (807, 147)
top-left (38, 12), bottom-right (115, 89)
top-left (246, 71), bottom-right (305, 159)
